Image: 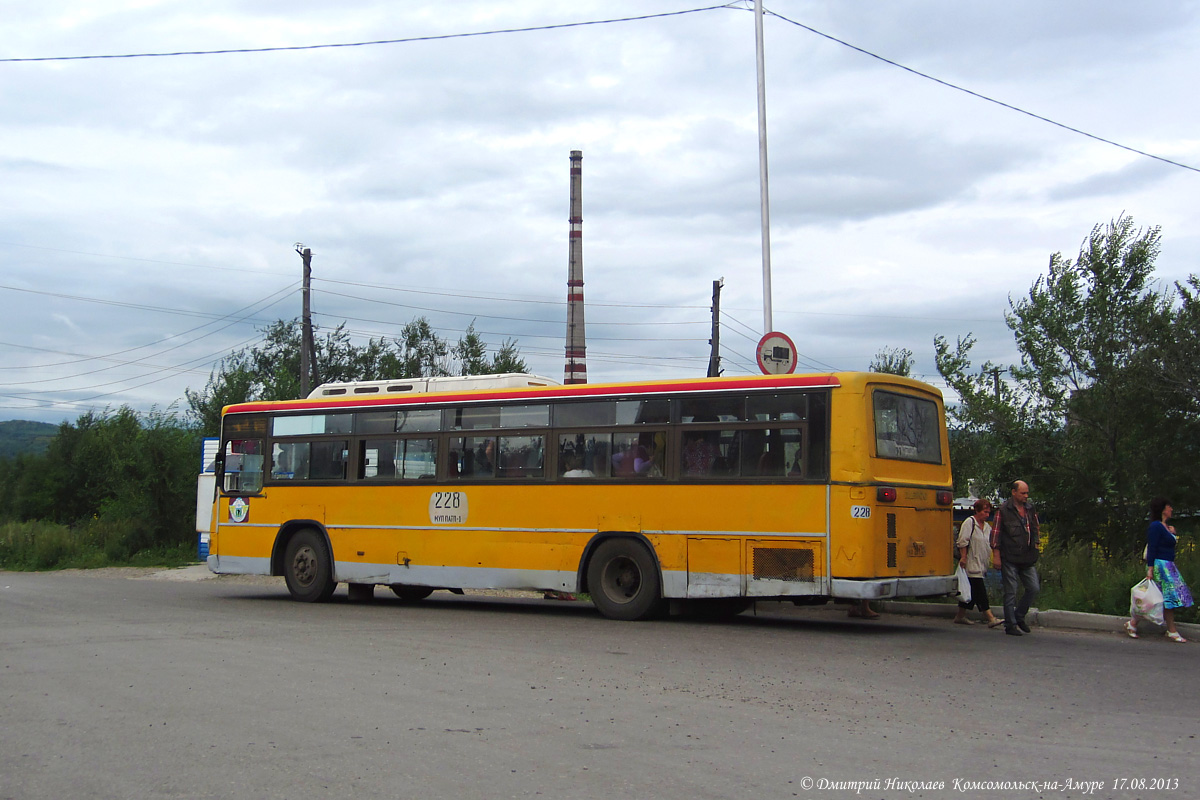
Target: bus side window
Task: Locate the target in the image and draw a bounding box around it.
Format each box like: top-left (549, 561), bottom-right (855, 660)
top-left (223, 439), bottom-right (263, 493)
top-left (499, 435), bottom-right (544, 478)
top-left (309, 441), bottom-right (348, 481)
top-left (361, 438), bottom-right (436, 480)
top-left (558, 433), bottom-right (609, 478)
top-left (612, 431), bottom-right (664, 478)
top-left (398, 438), bottom-right (437, 479)
top-left (450, 437), bottom-right (495, 479)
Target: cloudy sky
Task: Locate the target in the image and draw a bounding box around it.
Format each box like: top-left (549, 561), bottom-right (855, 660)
top-left (2, 0), bottom-right (1198, 425)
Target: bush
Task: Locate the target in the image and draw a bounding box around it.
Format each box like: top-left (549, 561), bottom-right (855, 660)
top-left (0, 520), bottom-right (97, 570)
top-left (0, 518), bottom-right (194, 571)
top-left (1036, 537), bottom-right (1198, 624)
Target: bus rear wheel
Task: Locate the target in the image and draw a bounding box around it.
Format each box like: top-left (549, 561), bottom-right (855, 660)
top-left (587, 538), bottom-right (664, 621)
top-left (390, 585), bottom-right (435, 601)
top-left (283, 529), bottom-right (337, 603)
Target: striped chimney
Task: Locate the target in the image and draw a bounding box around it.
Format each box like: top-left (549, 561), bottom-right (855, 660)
top-left (564, 150), bottom-right (587, 384)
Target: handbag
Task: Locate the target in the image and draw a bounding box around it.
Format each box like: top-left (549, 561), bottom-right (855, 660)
top-left (1130, 578), bottom-right (1165, 627)
top-left (955, 564), bottom-right (972, 605)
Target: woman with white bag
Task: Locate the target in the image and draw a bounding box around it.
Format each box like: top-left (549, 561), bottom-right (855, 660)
top-left (953, 499), bottom-right (1003, 627)
top-left (1127, 497), bottom-right (1193, 642)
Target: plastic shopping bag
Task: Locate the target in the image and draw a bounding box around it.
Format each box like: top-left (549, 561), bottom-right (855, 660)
top-left (955, 565), bottom-right (972, 606)
top-left (1130, 578), bottom-right (1165, 626)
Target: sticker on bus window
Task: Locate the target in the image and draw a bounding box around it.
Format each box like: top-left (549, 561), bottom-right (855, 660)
top-left (429, 491), bottom-right (468, 525)
top-left (850, 505), bottom-right (871, 519)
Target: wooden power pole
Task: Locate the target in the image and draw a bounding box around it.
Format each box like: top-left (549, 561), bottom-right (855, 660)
top-left (296, 245), bottom-right (318, 397)
top-left (707, 278), bottom-right (724, 377)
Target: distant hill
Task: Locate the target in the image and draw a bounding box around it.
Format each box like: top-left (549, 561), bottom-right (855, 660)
top-left (0, 420), bottom-right (58, 460)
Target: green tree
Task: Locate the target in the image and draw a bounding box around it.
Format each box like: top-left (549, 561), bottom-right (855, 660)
top-left (453, 321), bottom-right (530, 375)
top-left (0, 407), bottom-right (200, 554)
top-left (936, 215), bottom-right (1189, 553)
top-left (489, 338), bottom-right (529, 374)
top-left (869, 346), bottom-right (913, 377)
top-left (186, 351), bottom-right (257, 437)
top-left (1157, 275), bottom-right (1200, 413)
top-left (453, 322), bottom-right (490, 376)
top-left (186, 316), bottom-right (530, 434)
top-left (397, 317), bottom-right (450, 378)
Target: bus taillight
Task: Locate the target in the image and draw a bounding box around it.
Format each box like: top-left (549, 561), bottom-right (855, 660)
top-left (936, 490), bottom-right (953, 506)
top-left (877, 486), bottom-right (896, 502)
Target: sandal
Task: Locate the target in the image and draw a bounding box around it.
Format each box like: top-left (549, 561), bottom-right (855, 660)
top-left (953, 617), bottom-right (975, 625)
top-left (1124, 620), bottom-right (1139, 639)
top-left (987, 619), bottom-right (1004, 629)
top-left (1166, 631), bottom-right (1187, 643)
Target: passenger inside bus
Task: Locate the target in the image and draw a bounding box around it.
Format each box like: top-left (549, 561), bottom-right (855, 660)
top-left (473, 439), bottom-right (495, 476)
top-left (561, 451), bottom-right (595, 478)
top-left (682, 431), bottom-right (717, 476)
top-left (613, 432), bottom-right (663, 477)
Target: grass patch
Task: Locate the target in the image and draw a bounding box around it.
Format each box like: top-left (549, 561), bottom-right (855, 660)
top-left (0, 520), bottom-right (196, 571)
top-left (1037, 539), bottom-right (1198, 624)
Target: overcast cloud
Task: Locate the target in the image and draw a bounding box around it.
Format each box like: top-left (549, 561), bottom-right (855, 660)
top-left (2, 0), bottom-right (1198, 424)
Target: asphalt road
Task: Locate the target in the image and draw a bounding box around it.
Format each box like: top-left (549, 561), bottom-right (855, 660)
top-left (1, 569), bottom-right (1195, 800)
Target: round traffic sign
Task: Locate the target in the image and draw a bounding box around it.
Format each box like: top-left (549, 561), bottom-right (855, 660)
top-left (756, 331), bottom-right (798, 375)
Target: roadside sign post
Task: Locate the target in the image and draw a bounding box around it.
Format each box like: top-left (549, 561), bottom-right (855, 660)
top-left (756, 331), bottom-right (798, 375)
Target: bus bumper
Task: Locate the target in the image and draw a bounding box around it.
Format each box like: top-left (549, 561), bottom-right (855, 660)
top-left (831, 575), bottom-right (956, 600)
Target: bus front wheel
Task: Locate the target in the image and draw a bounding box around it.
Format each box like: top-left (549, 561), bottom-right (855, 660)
top-left (587, 538), bottom-right (664, 621)
top-left (284, 529), bottom-right (337, 603)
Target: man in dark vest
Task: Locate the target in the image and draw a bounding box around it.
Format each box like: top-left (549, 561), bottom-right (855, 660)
top-left (991, 480), bottom-right (1041, 636)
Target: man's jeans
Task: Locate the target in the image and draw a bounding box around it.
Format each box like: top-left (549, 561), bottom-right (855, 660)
top-left (1001, 561), bottom-right (1040, 627)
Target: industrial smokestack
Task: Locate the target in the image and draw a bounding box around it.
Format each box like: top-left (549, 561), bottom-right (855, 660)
top-left (564, 150), bottom-right (587, 384)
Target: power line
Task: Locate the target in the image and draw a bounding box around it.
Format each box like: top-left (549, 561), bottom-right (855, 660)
top-left (0, 282), bottom-right (298, 322)
top-left (315, 290), bottom-right (708, 338)
top-left (767, 7), bottom-right (1200, 174)
top-left (0, 290), bottom-right (296, 389)
top-left (5, 2), bottom-right (1190, 175)
top-left (0, 5), bottom-right (740, 63)
top-left (316, 276), bottom-right (710, 311)
top-left (0, 333), bottom-right (266, 410)
top-left (0, 240), bottom-right (295, 278)
top-left (0, 283), bottom-right (297, 372)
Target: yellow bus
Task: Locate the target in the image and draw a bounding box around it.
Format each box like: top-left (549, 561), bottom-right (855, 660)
top-left (205, 372), bottom-right (956, 619)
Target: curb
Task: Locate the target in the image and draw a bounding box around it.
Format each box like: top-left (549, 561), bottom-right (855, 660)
top-left (878, 600), bottom-right (1200, 639)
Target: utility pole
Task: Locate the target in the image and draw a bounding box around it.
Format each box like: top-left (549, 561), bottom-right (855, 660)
top-left (754, 0), bottom-right (773, 333)
top-left (707, 278), bottom-right (724, 377)
top-left (991, 367), bottom-right (1002, 400)
top-left (295, 244), bottom-right (318, 397)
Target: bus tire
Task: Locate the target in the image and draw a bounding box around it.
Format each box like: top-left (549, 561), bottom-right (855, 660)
top-left (390, 585), bottom-right (435, 601)
top-left (586, 538), bottom-right (664, 621)
top-left (283, 529), bottom-right (337, 603)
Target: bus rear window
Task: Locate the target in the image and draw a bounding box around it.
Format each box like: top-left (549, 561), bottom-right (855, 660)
top-left (873, 391), bottom-right (941, 464)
